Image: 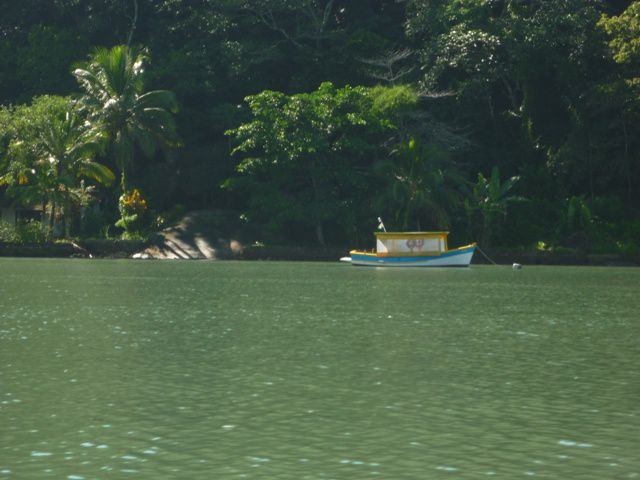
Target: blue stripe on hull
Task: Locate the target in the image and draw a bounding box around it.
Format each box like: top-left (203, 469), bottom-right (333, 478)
top-left (351, 246), bottom-right (475, 267)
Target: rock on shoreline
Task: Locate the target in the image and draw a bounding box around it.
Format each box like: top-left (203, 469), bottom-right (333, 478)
top-left (1, 240), bottom-right (638, 266)
top-left (2, 210), bottom-right (638, 265)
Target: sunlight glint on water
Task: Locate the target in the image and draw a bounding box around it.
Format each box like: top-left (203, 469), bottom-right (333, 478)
top-left (1, 258), bottom-right (639, 479)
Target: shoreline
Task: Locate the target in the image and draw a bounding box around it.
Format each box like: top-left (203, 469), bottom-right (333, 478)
top-left (1, 241), bottom-right (638, 266)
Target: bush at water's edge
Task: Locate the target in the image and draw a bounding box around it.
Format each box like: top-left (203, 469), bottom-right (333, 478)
top-left (0, 239), bottom-right (150, 258)
top-left (1, 240), bottom-right (638, 265)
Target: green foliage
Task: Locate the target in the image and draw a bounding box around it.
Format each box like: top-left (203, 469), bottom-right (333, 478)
top-left (116, 189), bottom-right (148, 237)
top-left (0, 96), bottom-right (70, 144)
top-left (0, 1), bottom-right (639, 253)
top-left (565, 196), bottom-right (592, 234)
top-left (80, 208), bottom-right (110, 238)
top-left (0, 95), bottom-right (114, 237)
top-left (597, 3), bottom-right (640, 199)
top-left (15, 219), bottom-right (50, 243)
top-left (16, 25), bottom-right (87, 100)
top-left (369, 84), bottom-right (418, 117)
top-left (598, 2), bottom-right (640, 65)
top-left (0, 221), bottom-right (20, 243)
top-left (466, 166), bottom-right (521, 248)
top-left (376, 137), bottom-right (463, 230)
top-left (73, 45), bottom-right (179, 191)
top-left (227, 82), bottom-right (389, 245)
top-left (0, 219), bottom-right (49, 244)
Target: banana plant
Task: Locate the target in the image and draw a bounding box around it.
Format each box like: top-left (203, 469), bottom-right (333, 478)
top-left (377, 136), bottom-right (464, 231)
top-left (466, 166), bottom-right (521, 248)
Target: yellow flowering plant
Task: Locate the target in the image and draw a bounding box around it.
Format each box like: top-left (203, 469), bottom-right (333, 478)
top-left (116, 189), bottom-right (148, 237)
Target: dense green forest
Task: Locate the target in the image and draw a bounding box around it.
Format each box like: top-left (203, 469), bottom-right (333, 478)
top-left (0, 0), bottom-right (638, 254)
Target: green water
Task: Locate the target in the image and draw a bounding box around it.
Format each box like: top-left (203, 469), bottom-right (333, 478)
top-left (0, 259), bottom-right (638, 479)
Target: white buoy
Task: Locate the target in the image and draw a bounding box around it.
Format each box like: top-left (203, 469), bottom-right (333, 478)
top-left (512, 263), bottom-right (522, 270)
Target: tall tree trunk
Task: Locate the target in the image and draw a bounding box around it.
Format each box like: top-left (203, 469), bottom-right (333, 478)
top-left (48, 199), bottom-right (56, 237)
top-left (63, 200), bottom-right (73, 238)
top-left (621, 112), bottom-right (632, 201)
top-left (586, 126), bottom-right (594, 201)
top-left (41, 200), bottom-right (48, 235)
top-left (481, 210), bottom-right (493, 250)
top-left (126, 0), bottom-right (138, 47)
top-left (120, 173), bottom-right (127, 193)
top-left (315, 223), bottom-right (325, 247)
top-left (310, 159), bottom-right (325, 246)
top-left (402, 201), bottom-right (412, 231)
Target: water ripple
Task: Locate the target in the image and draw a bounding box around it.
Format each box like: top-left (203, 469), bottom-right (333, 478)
top-left (0, 261), bottom-right (639, 478)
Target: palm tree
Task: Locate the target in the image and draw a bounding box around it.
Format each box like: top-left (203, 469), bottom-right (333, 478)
top-left (38, 110), bottom-right (115, 235)
top-left (377, 137), bottom-right (463, 230)
top-left (466, 166), bottom-right (521, 248)
top-left (0, 139), bottom-right (61, 237)
top-left (0, 107), bottom-right (115, 237)
top-left (72, 45), bottom-right (179, 191)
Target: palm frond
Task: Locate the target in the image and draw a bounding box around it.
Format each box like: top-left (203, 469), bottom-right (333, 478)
top-left (72, 68), bottom-right (112, 103)
top-left (78, 161), bottom-right (116, 186)
top-left (137, 90), bottom-right (179, 113)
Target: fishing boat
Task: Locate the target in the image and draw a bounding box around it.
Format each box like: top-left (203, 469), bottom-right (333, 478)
top-left (343, 231), bottom-right (476, 267)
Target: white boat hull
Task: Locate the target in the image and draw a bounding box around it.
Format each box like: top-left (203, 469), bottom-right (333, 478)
top-left (349, 245), bottom-right (476, 267)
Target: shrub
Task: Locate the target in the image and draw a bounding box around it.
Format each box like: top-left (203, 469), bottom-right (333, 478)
top-left (15, 219), bottom-right (49, 243)
top-left (0, 221), bottom-right (20, 243)
top-left (0, 219), bottom-right (49, 243)
top-left (81, 208), bottom-right (111, 237)
top-left (617, 241), bottom-right (640, 258)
